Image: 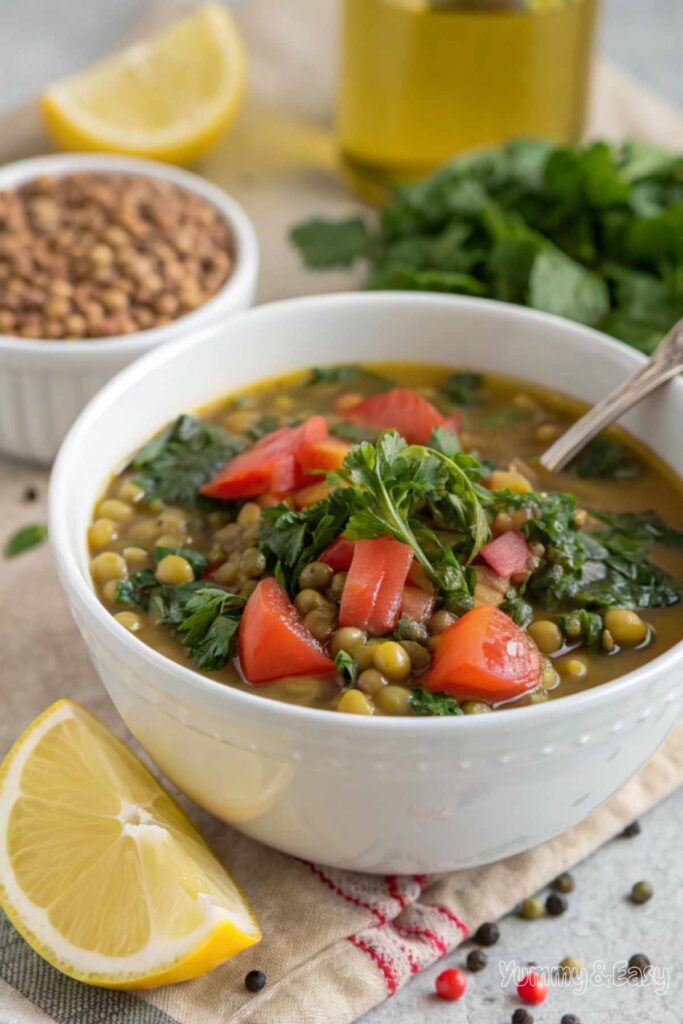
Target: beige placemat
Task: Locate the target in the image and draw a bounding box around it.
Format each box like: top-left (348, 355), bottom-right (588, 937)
top-left (1, 2), bottom-right (682, 1023)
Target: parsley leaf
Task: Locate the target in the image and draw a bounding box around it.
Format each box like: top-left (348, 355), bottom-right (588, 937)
top-left (334, 650), bottom-right (357, 686)
top-left (131, 414), bottom-right (245, 507)
top-left (558, 609), bottom-right (603, 650)
top-left (334, 431), bottom-right (490, 612)
top-left (409, 688), bottom-right (463, 717)
top-left (4, 522), bottom-right (48, 558)
top-left (291, 139), bottom-right (683, 354)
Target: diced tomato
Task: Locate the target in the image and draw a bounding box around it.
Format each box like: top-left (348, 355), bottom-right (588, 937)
top-left (298, 436), bottom-right (350, 474)
top-left (339, 537), bottom-right (414, 635)
top-left (320, 536), bottom-right (355, 572)
top-left (345, 388), bottom-right (445, 445)
top-left (400, 585), bottom-right (436, 624)
top-left (292, 482), bottom-right (332, 509)
top-left (479, 531), bottom-right (529, 577)
top-left (201, 416), bottom-right (328, 500)
top-left (239, 578), bottom-right (336, 684)
top-left (426, 605), bottom-right (541, 703)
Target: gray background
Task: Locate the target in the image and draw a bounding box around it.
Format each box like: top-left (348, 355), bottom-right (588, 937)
top-left (0, 1), bottom-right (681, 1022)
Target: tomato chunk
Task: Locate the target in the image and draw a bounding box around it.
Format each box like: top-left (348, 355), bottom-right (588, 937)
top-left (298, 436), bottom-right (350, 474)
top-left (201, 416), bottom-right (328, 500)
top-left (320, 536), bottom-right (355, 572)
top-left (479, 531), bottom-right (530, 577)
top-left (239, 578), bottom-right (335, 684)
top-left (345, 388), bottom-right (445, 444)
top-left (339, 537), bottom-right (414, 635)
top-left (426, 606), bottom-right (541, 703)
top-left (401, 585), bottom-right (436, 625)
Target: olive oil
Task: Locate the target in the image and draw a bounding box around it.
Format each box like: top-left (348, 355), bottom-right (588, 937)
top-left (338, 0), bottom-right (598, 201)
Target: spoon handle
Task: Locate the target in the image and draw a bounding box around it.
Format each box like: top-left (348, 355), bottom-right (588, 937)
top-left (539, 320), bottom-right (683, 474)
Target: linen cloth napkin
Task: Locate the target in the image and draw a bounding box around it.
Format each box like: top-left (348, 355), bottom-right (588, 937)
top-left (2, 2), bottom-right (683, 1022)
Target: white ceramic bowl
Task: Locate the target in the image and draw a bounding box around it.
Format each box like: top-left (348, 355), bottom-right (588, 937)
top-left (0, 153), bottom-right (259, 464)
top-left (49, 293), bottom-right (683, 874)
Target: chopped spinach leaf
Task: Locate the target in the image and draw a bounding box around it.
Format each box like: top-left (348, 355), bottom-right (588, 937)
top-left (4, 522), bottom-right (48, 558)
top-left (409, 688), bottom-right (463, 717)
top-left (501, 589), bottom-right (534, 628)
top-left (558, 609), bottom-right (603, 650)
top-left (441, 371), bottom-right (484, 406)
top-left (589, 509), bottom-right (683, 548)
top-left (570, 435), bottom-right (641, 480)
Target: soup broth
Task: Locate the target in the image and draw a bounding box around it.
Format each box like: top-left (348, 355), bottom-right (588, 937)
top-left (89, 363), bottom-right (683, 716)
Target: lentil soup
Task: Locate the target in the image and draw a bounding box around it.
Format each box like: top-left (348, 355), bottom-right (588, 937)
top-left (89, 364), bottom-right (683, 717)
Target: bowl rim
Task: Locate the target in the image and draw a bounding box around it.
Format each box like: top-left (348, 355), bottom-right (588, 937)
top-left (49, 290), bottom-right (683, 736)
top-left (0, 152), bottom-right (259, 358)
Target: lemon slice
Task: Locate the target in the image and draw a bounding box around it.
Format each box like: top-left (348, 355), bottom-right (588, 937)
top-left (40, 4), bottom-right (247, 165)
top-left (0, 700), bottom-right (260, 988)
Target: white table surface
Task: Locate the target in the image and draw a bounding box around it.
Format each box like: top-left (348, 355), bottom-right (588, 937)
top-left (0, 2), bottom-right (681, 1022)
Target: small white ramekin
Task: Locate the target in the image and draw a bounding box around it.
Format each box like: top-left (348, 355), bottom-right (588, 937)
top-left (0, 153), bottom-right (259, 464)
top-left (49, 293), bottom-right (683, 873)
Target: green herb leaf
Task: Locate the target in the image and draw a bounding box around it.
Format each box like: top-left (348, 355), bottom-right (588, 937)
top-left (558, 609), bottom-right (603, 650)
top-left (131, 414), bottom-right (245, 507)
top-left (153, 546), bottom-right (207, 578)
top-left (441, 371), bottom-right (484, 406)
top-left (291, 218), bottom-right (369, 268)
top-left (501, 589), bottom-right (534, 628)
top-left (291, 139), bottom-right (683, 355)
top-left (306, 365), bottom-right (362, 387)
top-left (334, 649), bottom-right (357, 686)
top-left (569, 435), bottom-right (641, 480)
top-left (589, 509), bottom-right (683, 547)
top-left (4, 523), bottom-right (48, 558)
top-left (409, 688), bottom-right (463, 717)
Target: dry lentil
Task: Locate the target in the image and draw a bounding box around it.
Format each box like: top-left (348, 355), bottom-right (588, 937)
top-left (559, 956), bottom-right (581, 978)
top-left (0, 172), bottom-right (234, 340)
top-left (620, 820), bottom-right (641, 838)
top-left (511, 1009), bottom-right (534, 1024)
top-left (627, 953), bottom-right (651, 978)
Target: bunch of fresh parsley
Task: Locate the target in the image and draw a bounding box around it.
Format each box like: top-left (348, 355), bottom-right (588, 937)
top-left (291, 139), bottom-right (683, 354)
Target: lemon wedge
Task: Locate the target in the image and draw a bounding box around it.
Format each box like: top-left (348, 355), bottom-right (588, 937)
top-left (0, 700), bottom-right (260, 988)
top-left (40, 4), bottom-right (247, 165)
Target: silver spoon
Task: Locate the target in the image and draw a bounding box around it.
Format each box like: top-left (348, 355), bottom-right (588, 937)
top-left (539, 318), bottom-right (683, 474)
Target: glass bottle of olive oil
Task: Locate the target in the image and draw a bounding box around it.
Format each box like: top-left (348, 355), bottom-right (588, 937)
top-left (338, 0), bottom-right (599, 201)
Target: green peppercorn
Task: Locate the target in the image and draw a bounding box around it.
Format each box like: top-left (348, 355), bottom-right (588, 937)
top-left (545, 893), bottom-right (568, 916)
top-left (466, 948), bottom-right (487, 972)
top-left (552, 872), bottom-right (575, 894)
top-left (629, 880), bottom-right (653, 905)
top-left (559, 956), bottom-right (581, 978)
top-left (518, 897), bottom-right (544, 920)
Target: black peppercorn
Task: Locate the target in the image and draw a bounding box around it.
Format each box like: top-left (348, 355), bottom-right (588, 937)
top-left (627, 953), bottom-right (651, 978)
top-left (512, 1009), bottom-right (534, 1024)
top-left (561, 1015), bottom-right (581, 1024)
top-left (466, 948), bottom-right (487, 972)
top-left (620, 820), bottom-right (641, 838)
top-left (23, 486), bottom-right (38, 503)
top-left (244, 969), bottom-right (267, 993)
top-left (474, 921), bottom-right (499, 946)
top-left (545, 892), bottom-right (568, 916)
top-left (552, 872), bottom-right (575, 894)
